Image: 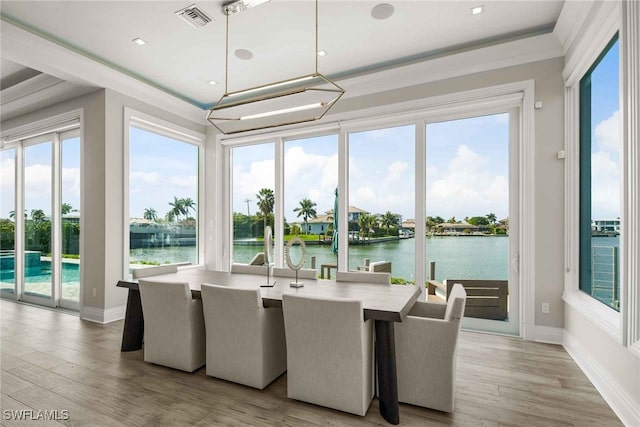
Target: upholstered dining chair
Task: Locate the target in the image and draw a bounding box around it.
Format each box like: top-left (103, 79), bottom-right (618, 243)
top-left (282, 294), bottom-right (374, 416)
top-left (137, 279), bottom-right (206, 372)
top-left (272, 267), bottom-right (317, 280)
top-left (132, 263), bottom-right (181, 279)
top-left (335, 270), bottom-right (391, 285)
top-left (230, 263), bottom-right (270, 275)
top-left (394, 283), bottom-right (467, 412)
top-left (200, 284), bottom-right (287, 389)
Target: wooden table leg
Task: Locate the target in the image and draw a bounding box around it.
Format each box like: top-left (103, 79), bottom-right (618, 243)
top-left (375, 319), bottom-right (399, 425)
top-left (121, 289), bottom-right (144, 352)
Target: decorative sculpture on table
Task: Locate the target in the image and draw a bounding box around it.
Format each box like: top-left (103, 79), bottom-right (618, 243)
top-left (261, 226), bottom-right (273, 287)
top-left (285, 237), bottom-right (307, 288)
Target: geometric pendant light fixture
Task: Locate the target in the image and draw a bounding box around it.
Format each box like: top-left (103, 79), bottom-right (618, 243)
top-left (206, 0), bottom-right (345, 134)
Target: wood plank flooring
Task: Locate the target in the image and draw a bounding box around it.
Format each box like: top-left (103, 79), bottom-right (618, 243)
top-left (0, 300), bottom-right (622, 426)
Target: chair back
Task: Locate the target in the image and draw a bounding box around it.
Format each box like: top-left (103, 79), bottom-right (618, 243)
top-left (132, 263), bottom-right (180, 279)
top-left (201, 284), bottom-right (263, 320)
top-left (231, 263), bottom-right (270, 275)
top-left (282, 293), bottom-right (373, 416)
top-left (444, 283), bottom-right (467, 322)
top-left (272, 267), bottom-right (316, 280)
top-left (138, 279), bottom-right (205, 371)
top-left (336, 270), bottom-right (391, 285)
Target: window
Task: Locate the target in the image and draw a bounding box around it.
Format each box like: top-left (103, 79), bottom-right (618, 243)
top-left (0, 117), bottom-right (81, 310)
top-left (231, 143), bottom-right (275, 264)
top-left (579, 35), bottom-right (620, 311)
top-left (127, 121), bottom-right (201, 271)
top-left (61, 133), bottom-right (81, 302)
top-left (0, 149), bottom-right (16, 295)
top-left (348, 125), bottom-right (415, 282)
top-left (284, 134), bottom-right (338, 269)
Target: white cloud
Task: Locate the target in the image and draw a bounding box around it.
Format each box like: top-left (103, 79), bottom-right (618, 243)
top-left (24, 164), bottom-right (52, 210)
top-left (595, 110), bottom-right (620, 152)
top-left (0, 158), bottom-right (15, 218)
top-left (591, 151), bottom-right (620, 219)
top-left (233, 158), bottom-right (275, 214)
top-left (427, 144), bottom-right (508, 219)
top-left (131, 171), bottom-right (160, 185)
top-left (284, 147), bottom-right (338, 218)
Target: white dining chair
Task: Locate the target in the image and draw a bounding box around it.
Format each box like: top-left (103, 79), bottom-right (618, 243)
top-left (272, 267), bottom-right (317, 280)
top-left (282, 293), bottom-right (374, 416)
top-left (394, 283), bottom-right (467, 412)
top-left (132, 263), bottom-right (181, 279)
top-left (200, 284), bottom-right (287, 389)
top-left (230, 263), bottom-right (270, 275)
top-left (138, 279), bottom-right (206, 372)
top-left (335, 270), bottom-right (391, 285)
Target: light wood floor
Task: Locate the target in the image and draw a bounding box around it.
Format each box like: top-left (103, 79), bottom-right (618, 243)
top-left (0, 300), bottom-right (622, 426)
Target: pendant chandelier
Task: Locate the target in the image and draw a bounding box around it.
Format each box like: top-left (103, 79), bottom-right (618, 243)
top-left (207, 0), bottom-right (344, 135)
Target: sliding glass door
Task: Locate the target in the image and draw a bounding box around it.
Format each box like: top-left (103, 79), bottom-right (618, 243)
top-left (426, 111), bottom-right (519, 335)
top-left (1, 127), bottom-right (81, 310)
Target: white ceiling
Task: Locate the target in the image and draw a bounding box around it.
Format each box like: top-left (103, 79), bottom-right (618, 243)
top-left (0, 0), bottom-right (564, 112)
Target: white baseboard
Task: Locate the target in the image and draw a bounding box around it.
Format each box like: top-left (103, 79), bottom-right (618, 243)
top-left (534, 326), bottom-right (564, 344)
top-left (80, 305), bottom-right (125, 324)
top-left (564, 332), bottom-right (640, 427)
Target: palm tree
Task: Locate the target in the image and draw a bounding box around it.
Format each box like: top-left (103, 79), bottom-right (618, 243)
top-left (143, 207), bottom-right (158, 221)
top-left (256, 188), bottom-right (274, 230)
top-left (486, 212), bottom-right (497, 224)
top-left (380, 211), bottom-right (397, 236)
top-left (358, 213), bottom-right (375, 241)
top-left (293, 198), bottom-right (317, 234)
top-left (181, 197), bottom-right (196, 219)
top-left (9, 210), bottom-right (27, 221)
top-left (168, 196), bottom-right (185, 222)
top-left (30, 209), bottom-right (46, 222)
top-left (61, 203), bottom-right (73, 215)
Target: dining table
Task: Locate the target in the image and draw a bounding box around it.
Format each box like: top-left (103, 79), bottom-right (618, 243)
top-left (117, 268), bottom-right (421, 425)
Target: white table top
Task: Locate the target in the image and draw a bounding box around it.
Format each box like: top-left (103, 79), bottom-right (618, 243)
top-left (120, 268), bottom-right (421, 322)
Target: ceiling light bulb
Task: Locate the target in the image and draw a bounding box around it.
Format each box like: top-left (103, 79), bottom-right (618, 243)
top-left (228, 75), bottom-right (316, 98)
top-left (317, 50), bottom-right (327, 57)
top-left (132, 38), bottom-right (147, 45)
top-left (471, 5), bottom-right (484, 15)
top-left (240, 103), bottom-right (323, 121)
top-left (208, 80), bottom-right (218, 85)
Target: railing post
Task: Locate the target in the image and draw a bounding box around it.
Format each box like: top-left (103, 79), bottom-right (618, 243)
top-left (429, 261), bottom-right (436, 281)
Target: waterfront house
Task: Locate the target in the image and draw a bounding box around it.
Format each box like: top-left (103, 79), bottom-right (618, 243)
top-left (1, 1), bottom-right (638, 425)
top-left (305, 213), bottom-right (333, 235)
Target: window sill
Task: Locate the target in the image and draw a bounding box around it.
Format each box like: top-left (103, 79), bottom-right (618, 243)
top-left (563, 288), bottom-right (621, 343)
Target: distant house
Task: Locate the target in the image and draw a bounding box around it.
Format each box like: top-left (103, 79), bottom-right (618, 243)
top-left (402, 218), bottom-right (415, 230)
top-left (435, 222), bottom-right (479, 234)
top-left (305, 206), bottom-right (369, 234)
top-left (306, 213), bottom-right (333, 235)
top-left (592, 219), bottom-right (620, 233)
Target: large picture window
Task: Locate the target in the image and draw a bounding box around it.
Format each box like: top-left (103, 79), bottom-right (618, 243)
top-left (128, 123), bottom-right (201, 271)
top-left (579, 35), bottom-right (620, 311)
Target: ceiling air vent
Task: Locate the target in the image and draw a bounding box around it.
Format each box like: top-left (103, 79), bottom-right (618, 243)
top-left (175, 4), bottom-right (212, 28)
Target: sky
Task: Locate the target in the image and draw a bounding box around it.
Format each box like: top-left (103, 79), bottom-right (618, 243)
top-left (233, 115), bottom-right (510, 223)
top-left (588, 38), bottom-right (620, 220)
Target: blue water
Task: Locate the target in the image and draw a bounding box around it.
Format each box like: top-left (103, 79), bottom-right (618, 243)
top-left (234, 236), bottom-right (509, 282)
top-left (0, 260), bottom-right (79, 284)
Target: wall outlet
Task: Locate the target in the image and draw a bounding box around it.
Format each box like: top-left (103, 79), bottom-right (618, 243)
top-left (541, 302), bottom-right (550, 314)
top-left (92, 288), bottom-right (97, 298)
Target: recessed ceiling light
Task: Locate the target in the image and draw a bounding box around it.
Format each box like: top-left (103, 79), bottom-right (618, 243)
top-left (234, 49), bottom-right (253, 60)
top-left (132, 38), bottom-right (147, 45)
top-left (471, 5), bottom-right (484, 15)
top-left (317, 50), bottom-right (327, 57)
top-left (208, 80), bottom-right (217, 85)
top-left (371, 3), bottom-right (394, 20)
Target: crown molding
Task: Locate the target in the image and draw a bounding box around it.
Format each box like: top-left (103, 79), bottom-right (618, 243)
top-left (338, 33), bottom-right (563, 100)
top-left (553, 0), bottom-right (595, 55)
